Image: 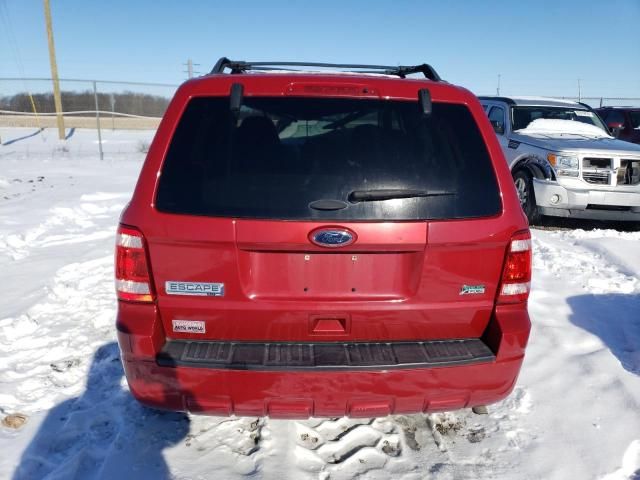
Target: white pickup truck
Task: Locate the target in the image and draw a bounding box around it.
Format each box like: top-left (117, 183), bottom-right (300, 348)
top-left (479, 96), bottom-right (640, 223)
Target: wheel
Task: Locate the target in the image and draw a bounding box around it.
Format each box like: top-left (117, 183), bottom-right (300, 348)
top-left (513, 169), bottom-right (542, 225)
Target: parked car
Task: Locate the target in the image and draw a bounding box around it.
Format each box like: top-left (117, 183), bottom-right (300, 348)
top-left (595, 106), bottom-right (640, 145)
top-left (115, 58), bottom-right (531, 418)
top-left (479, 96), bottom-right (640, 223)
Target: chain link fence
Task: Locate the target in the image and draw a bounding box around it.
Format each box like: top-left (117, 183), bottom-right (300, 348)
top-left (2, 78), bottom-right (638, 128)
top-left (2, 77), bottom-right (637, 130)
top-left (0, 77), bottom-right (179, 159)
top-left (0, 78), bottom-right (178, 131)
top-left (1, 77), bottom-right (638, 158)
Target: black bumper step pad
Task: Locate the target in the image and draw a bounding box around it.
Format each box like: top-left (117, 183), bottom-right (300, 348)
top-left (157, 338), bottom-right (495, 371)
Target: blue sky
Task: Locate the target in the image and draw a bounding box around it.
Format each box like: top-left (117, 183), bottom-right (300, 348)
top-left (1, 0), bottom-right (639, 97)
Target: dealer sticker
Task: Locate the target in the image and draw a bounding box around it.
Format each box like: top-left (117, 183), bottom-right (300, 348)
top-left (172, 319), bottom-right (206, 334)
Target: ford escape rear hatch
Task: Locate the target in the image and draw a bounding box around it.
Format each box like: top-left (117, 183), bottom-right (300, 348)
top-left (116, 59), bottom-right (531, 417)
top-left (150, 97), bottom-right (504, 342)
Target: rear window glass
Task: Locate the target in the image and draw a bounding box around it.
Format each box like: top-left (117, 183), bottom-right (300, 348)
top-left (156, 97), bottom-right (501, 220)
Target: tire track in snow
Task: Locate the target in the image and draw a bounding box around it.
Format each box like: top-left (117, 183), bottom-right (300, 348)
top-left (284, 388), bottom-right (533, 480)
top-left (291, 417), bottom-right (399, 478)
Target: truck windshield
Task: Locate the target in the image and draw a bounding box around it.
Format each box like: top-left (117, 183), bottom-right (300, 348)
top-left (156, 97), bottom-right (501, 221)
top-left (512, 106), bottom-right (608, 132)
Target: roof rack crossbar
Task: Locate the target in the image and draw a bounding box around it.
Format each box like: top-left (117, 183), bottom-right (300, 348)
top-left (210, 58), bottom-right (442, 81)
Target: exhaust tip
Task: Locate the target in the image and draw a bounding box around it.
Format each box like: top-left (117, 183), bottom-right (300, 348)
top-left (472, 405), bottom-right (488, 415)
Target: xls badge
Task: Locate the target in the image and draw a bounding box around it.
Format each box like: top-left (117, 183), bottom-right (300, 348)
top-left (166, 281), bottom-right (224, 297)
top-left (460, 284), bottom-right (486, 295)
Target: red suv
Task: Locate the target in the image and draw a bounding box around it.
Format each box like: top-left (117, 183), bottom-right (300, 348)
top-left (115, 58), bottom-right (531, 418)
top-left (595, 106), bottom-right (640, 144)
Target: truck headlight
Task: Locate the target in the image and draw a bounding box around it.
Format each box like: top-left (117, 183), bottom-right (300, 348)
top-left (547, 153), bottom-right (579, 177)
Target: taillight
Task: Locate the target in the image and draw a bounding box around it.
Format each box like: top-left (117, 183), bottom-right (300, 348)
top-left (115, 225), bottom-right (155, 303)
top-left (497, 230), bottom-right (532, 305)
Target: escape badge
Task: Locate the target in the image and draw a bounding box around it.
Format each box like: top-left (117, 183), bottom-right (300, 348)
top-left (166, 281), bottom-right (225, 297)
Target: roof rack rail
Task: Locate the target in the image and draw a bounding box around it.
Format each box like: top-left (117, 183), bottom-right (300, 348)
top-left (210, 57), bottom-right (442, 81)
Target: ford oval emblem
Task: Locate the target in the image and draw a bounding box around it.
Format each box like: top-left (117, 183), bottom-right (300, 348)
top-left (310, 227), bottom-right (356, 248)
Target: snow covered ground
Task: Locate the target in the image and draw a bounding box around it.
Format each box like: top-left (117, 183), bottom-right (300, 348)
top-left (1, 127), bottom-right (640, 480)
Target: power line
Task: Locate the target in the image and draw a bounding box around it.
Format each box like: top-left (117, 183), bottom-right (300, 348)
top-left (0, 77), bottom-right (178, 87)
top-left (0, 0), bottom-right (26, 78)
top-left (0, 0), bottom-right (41, 128)
top-left (0, 77), bottom-right (179, 87)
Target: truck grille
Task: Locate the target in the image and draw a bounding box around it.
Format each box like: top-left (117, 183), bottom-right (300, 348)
top-left (582, 158), bottom-right (612, 185)
top-left (582, 171), bottom-right (610, 184)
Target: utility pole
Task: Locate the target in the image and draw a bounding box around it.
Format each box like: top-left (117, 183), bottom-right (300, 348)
top-left (186, 58), bottom-right (193, 79)
top-left (183, 58), bottom-right (201, 79)
top-left (110, 93), bottom-right (116, 130)
top-left (93, 81), bottom-right (104, 161)
top-left (497, 74), bottom-right (501, 96)
top-left (43, 0), bottom-right (65, 140)
top-left (577, 78), bottom-right (582, 102)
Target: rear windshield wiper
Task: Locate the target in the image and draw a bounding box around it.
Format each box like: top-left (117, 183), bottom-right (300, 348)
top-left (348, 189), bottom-right (456, 203)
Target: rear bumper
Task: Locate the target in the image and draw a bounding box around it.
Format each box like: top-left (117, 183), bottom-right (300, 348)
top-left (533, 178), bottom-right (640, 221)
top-left (116, 302), bottom-right (530, 418)
top-left (122, 356), bottom-right (524, 418)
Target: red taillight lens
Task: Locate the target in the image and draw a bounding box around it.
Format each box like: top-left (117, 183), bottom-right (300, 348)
top-left (497, 230), bottom-right (532, 305)
top-left (115, 225), bottom-right (155, 303)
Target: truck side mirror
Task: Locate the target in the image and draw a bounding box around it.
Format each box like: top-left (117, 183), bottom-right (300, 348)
top-left (607, 121), bottom-right (624, 138)
top-left (490, 120), bottom-right (505, 135)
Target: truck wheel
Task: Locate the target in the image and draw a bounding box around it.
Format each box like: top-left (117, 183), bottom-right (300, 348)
top-left (513, 169), bottom-right (542, 225)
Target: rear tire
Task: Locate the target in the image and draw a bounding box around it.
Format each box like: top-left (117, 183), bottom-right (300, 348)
top-left (513, 169), bottom-right (542, 225)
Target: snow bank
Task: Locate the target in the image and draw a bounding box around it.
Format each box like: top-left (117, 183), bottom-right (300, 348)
top-left (516, 118), bottom-right (612, 137)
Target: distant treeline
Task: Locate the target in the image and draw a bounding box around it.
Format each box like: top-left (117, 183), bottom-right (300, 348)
top-left (0, 91), bottom-right (171, 117)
